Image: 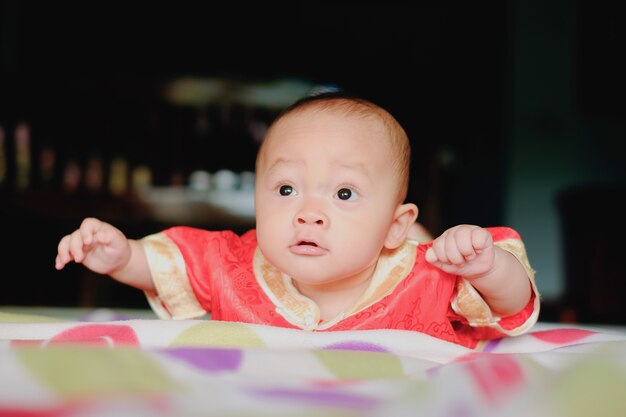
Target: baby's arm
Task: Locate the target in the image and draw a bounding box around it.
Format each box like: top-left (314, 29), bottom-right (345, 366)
top-left (425, 224), bottom-right (531, 316)
top-left (55, 217), bottom-right (155, 292)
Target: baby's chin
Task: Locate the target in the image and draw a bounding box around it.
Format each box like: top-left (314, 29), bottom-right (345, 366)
top-left (285, 265), bottom-right (366, 287)
top-left (280, 265), bottom-right (334, 284)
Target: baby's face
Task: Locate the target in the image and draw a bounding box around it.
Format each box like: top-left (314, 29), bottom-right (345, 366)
top-left (255, 110), bottom-right (401, 288)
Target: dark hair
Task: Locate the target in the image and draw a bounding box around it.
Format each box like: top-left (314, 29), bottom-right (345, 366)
top-left (280, 90), bottom-right (362, 112)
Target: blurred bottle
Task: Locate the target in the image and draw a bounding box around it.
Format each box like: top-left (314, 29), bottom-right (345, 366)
top-left (131, 164), bottom-right (153, 191)
top-left (39, 146), bottom-right (56, 188)
top-left (84, 154), bottom-right (105, 193)
top-left (109, 156), bottom-right (129, 197)
top-left (189, 170), bottom-right (210, 191)
top-left (62, 158), bottom-right (81, 194)
top-left (14, 121), bottom-right (31, 190)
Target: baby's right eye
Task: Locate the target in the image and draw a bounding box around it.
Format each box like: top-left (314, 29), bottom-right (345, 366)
top-left (278, 184), bottom-right (296, 196)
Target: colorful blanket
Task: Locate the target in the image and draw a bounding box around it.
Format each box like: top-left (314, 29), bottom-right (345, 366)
top-left (1, 309), bottom-right (625, 417)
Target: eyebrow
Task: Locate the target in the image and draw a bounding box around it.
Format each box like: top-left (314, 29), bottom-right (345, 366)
top-left (334, 161), bottom-right (370, 180)
top-left (271, 161), bottom-right (373, 194)
top-left (265, 157), bottom-right (302, 173)
top-left (267, 157), bottom-right (369, 176)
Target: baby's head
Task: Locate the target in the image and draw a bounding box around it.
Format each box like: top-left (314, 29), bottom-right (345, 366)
top-left (256, 92), bottom-right (411, 204)
top-left (254, 92), bottom-right (418, 286)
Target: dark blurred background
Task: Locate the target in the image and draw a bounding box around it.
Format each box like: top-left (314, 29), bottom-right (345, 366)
top-left (1, 1), bottom-right (625, 324)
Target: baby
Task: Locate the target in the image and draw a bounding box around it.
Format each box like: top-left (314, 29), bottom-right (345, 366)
top-left (56, 92), bottom-right (539, 348)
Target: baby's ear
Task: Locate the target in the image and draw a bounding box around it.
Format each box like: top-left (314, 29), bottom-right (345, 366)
top-left (384, 203), bottom-right (418, 249)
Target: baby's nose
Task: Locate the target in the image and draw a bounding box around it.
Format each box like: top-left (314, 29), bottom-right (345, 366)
top-left (297, 216), bottom-right (324, 225)
top-left (295, 209), bottom-right (328, 226)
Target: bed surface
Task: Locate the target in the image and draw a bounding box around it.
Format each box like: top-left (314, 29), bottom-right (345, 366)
top-left (1, 307), bottom-right (625, 417)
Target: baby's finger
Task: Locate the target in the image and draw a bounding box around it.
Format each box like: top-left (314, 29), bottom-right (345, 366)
top-left (428, 232), bottom-right (450, 264)
top-left (55, 235), bottom-right (73, 269)
top-left (444, 228), bottom-right (466, 265)
top-left (471, 228), bottom-right (492, 252)
top-left (68, 230), bottom-right (88, 263)
top-left (425, 247), bottom-right (438, 263)
top-left (455, 226), bottom-right (479, 261)
top-left (54, 253), bottom-right (68, 270)
top-left (78, 217), bottom-right (103, 245)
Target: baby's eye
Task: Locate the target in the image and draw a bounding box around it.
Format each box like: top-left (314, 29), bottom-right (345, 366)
top-left (336, 187), bottom-right (358, 201)
top-left (279, 184), bottom-right (297, 196)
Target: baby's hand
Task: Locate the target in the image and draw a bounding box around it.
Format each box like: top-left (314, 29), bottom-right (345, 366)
top-left (425, 225), bottom-right (495, 278)
top-left (55, 217), bottom-right (131, 275)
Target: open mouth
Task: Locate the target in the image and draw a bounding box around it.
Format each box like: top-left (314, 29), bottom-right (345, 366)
top-left (290, 239), bottom-right (326, 255)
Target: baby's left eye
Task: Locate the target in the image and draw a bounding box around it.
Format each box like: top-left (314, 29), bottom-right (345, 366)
top-left (279, 184), bottom-right (296, 196)
top-left (336, 187), bottom-right (358, 201)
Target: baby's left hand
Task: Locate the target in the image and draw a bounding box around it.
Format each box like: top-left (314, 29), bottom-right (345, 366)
top-left (425, 225), bottom-right (495, 278)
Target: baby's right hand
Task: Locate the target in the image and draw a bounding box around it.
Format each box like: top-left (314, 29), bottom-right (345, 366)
top-left (55, 217), bottom-right (131, 275)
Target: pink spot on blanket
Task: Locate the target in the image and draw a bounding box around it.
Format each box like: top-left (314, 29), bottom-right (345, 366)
top-left (161, 347), bottom-right (243, 372)
top-left (0, 403), bottom-right (82, 416)
top-left (309, 379), bottom-right (363, 388)
top-left (465, 354), bottom-right (525, 404)
top-left (48, 324), bottom-right (139, 346)
top-left (0, 396), bottom-right (168, 417)
top-left (322, 341), bottom-right (389, 353)
top-left (530, 328), bottom-right (596, 344)
top-left (10, 340), bottom-right (43, 347)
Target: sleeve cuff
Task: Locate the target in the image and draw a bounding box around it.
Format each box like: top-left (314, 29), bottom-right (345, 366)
top-left (450, 238), bottom-right (540, 336)
top-left (140, 232), bottom-right (207, 320)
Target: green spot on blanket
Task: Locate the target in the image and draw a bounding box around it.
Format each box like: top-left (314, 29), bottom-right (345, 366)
top-left (17, 347), bottom-right (178, 398)
top-left (170, 321), bottom-right (267, 348)
top-left (0, 311), bottom-right (68, 323)
top-left (315, 350), bottom-right (405, 379)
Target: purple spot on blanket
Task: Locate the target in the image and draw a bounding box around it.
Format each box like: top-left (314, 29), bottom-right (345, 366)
top-left (446, 401), bottom-right (474, 417)
top-left (248, 387), bottom-right (378, 409)
top-left (426, 365), bottom-right (442, 377)
top-left (323, 341), bottom-right (389, 353)
top-left (482, 338), bottom-right (502, 352)
top-left (161, 347), bottom-right (243, 372)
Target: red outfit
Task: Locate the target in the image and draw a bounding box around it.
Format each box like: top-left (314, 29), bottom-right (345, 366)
top-left (142, 226), bottom-right (539, 349)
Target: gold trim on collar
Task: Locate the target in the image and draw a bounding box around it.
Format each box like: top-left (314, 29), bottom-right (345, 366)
top-left (253, 240), bottom-right (417, 330)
